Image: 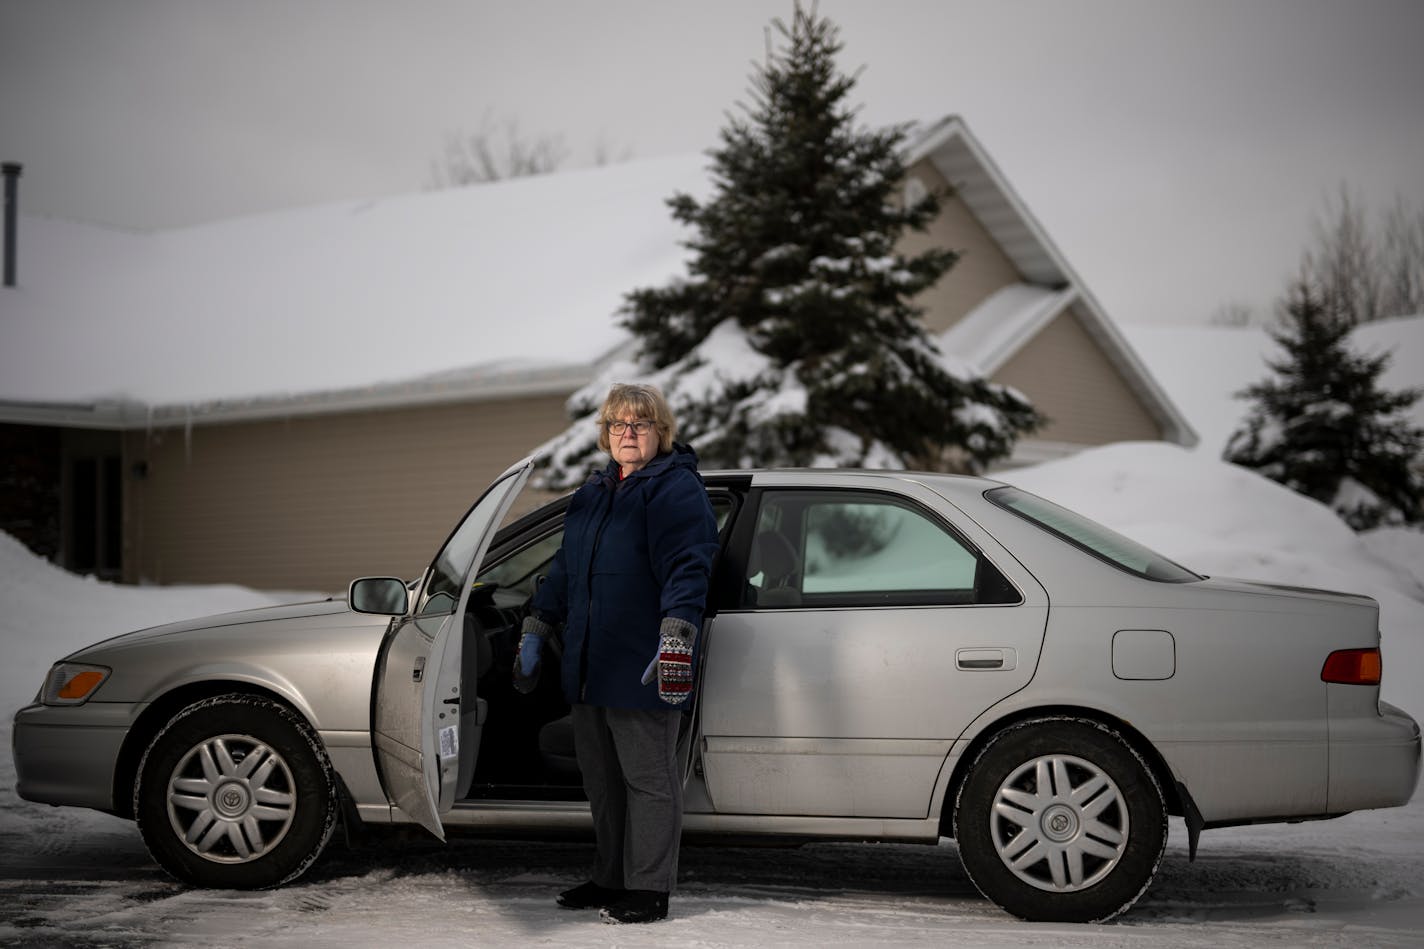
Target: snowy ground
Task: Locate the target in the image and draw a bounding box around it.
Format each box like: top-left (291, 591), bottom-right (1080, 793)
top-left (2, 442), bottom-right (1422, 947)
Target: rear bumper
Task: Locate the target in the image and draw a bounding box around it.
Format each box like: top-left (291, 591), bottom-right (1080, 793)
top-left (1329, 701), bottom-right (1422, 811)
top-left (11, 701), bottom-right (140, 813)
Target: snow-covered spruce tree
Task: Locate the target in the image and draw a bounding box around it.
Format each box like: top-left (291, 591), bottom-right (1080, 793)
top-left (1224, 280), bottom-right (1423, 529)
top-left (536, 5), bottom-right (1040, 489)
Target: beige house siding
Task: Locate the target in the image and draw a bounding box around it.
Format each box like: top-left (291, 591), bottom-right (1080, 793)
top-left (122, 393), bottom-right (572, 592)
top-left (993, 307), bottom-right (1164, 445)
top-left (897, 158), bottom-right (1024, 336)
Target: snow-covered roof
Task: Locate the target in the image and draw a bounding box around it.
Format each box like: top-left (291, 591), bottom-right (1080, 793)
top-left (0, 155), bottom-right (708, 425)
top-left (939, 283), bottom-right (1078, 373)
top-left (0, 116), bottom-right (1189, 442)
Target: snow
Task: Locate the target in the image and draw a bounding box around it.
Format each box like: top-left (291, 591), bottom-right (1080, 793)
top-left (939, 283), bottom-right (1076, 374)
top-left (3, 436), bottom-right (1423, 944)
top-left (0, 155), bottom-right (710, 407)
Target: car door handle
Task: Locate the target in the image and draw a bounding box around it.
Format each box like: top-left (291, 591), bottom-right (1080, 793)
top-left (957, 648), bottom-right (1017, 671)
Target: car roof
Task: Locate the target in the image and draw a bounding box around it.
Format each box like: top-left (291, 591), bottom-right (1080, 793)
top-left (701, 468), bottom-right (1009, 499)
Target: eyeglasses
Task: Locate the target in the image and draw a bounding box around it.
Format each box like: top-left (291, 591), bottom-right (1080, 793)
top-left (606, 419), bottom-right (655, 436)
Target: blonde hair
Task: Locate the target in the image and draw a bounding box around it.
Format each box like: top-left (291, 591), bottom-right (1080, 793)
top-left (596, 382), bottom-right (677, 454)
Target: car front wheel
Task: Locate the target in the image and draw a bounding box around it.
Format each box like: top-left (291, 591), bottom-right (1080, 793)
top-left (134, 693), bottom-right (339, 888)
top-left (954, 717), bottom-right (1166, 922)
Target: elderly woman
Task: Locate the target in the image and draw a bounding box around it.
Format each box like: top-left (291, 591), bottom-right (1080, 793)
top-left (515, 382), bottom-right (719, 924)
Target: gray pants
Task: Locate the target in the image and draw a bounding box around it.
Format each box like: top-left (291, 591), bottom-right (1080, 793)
top-left (572, 703), bottom-right (683, 893)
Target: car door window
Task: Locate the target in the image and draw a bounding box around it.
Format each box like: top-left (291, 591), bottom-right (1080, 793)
top-left (743, 491), bottom-right (1018, 608)
top-left (475, 491), bottom-right (738, 600)
top-left (476, 528), bottom-right (564, 602)
top-left (419, 476), bottom-right (530, 617)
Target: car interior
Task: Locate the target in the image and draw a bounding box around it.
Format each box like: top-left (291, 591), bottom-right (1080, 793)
top-left (454, 492), bottom-right (738, 802)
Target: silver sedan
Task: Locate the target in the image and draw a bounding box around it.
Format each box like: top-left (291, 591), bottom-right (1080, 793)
top-left (12, 458), bottom-right (1420, 922)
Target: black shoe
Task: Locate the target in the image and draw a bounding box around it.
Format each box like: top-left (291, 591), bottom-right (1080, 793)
top-left (556, 880), bottom-right (626, 910)
top-left (600, 889), bottom-right (669, 924)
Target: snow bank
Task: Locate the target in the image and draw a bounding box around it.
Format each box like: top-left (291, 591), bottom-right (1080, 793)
top-left (0, 531), bottom-right (307, 710)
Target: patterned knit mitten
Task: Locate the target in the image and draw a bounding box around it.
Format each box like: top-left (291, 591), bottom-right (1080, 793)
top-left (656, 616), bottom-right (697, 705)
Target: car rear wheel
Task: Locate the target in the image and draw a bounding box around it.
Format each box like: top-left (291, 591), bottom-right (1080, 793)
top-left (134, 693), bottom-right (339, 888)
top-left (954, 717), bottom-right (1166, 922)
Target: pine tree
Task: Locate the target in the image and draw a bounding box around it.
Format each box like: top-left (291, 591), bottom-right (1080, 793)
top-left (536, 4), bottom-right (1040, 488)
top-left (1224, 280), bottom-right (1424, 529)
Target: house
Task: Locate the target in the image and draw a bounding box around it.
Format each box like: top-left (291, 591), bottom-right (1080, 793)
top-left (0, 117), bottom-right (1195, 592)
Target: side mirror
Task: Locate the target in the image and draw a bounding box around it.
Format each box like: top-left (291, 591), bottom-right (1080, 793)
top-left (348, 577), bottom-right (410, 615)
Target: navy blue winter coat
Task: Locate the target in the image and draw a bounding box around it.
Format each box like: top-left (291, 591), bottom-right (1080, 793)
top-left (532, 445), bottom-right (719, 710)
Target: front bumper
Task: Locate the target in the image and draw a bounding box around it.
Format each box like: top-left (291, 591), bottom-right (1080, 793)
top-left (12, 701), bottom-right (144, 813)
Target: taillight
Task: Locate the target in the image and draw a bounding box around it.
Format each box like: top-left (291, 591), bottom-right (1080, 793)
top-left (1321, 648), bottom-right (1382, 685)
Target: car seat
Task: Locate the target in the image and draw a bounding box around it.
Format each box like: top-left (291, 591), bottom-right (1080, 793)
top-left (750, 530), bottom-right (802, 607)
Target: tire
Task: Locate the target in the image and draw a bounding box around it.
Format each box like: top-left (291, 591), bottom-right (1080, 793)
top-left (953, 717), bottom-right (1166, 922)
top-left (134, 693), bottom-right (339, 889)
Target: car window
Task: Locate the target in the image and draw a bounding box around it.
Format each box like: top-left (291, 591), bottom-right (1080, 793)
top-left (985, 485), bottom-right (1202, 583)
top-left (743, 491), bottom-right (1019, 608)
top-left (477, 529), bottom-right (564, 596)
top-left (417, 467), bottom-right (527, 617)
top-left (475, 491), bottom-right (738, 603)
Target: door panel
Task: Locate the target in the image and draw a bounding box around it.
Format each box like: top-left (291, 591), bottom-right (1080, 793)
top-left (700, 604), bottom-right (1046, 818)
top-left (372, 612), bottom-right (452, 836)
top-left (697, 480), bottom-right (1048, 819)
top-left (373, 457), bottom-right (533, 839)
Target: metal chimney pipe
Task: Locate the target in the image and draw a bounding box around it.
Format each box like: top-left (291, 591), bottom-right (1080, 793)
top-left (2, 162), bottom-right (20, 288)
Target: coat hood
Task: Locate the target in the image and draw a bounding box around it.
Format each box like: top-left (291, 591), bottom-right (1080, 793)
top-left (594, 442), bottom-right (702, 485)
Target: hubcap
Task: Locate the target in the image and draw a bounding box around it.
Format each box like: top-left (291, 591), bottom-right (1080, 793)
top-left (165, 734), bottom-right (297, 864)
top-left (989, 754), bottom-right (1129, 892)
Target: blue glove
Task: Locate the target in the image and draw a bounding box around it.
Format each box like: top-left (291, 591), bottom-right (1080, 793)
top-left (513, 615), bottom-right (553, 694)
top-left (518, 633), bottom-right (542, 677)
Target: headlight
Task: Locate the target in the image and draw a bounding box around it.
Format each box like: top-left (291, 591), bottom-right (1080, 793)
top-left (41, 663), bottom-right (111, 706)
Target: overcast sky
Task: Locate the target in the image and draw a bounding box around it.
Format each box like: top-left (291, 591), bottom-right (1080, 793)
top-left (3, 0), bottom-right (1422, 326)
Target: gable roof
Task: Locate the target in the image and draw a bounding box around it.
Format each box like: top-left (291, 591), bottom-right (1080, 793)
top-left (909, 116), bottom-right (1195, 446)
top-left (1, 116), bottom-right (1192, 446)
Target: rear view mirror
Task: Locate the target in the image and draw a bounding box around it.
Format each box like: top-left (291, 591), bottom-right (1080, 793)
top-left (348, 577), bottom-right (410, 615)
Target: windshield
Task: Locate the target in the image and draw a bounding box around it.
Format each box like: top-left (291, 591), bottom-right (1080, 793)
top-left (986, 486), bottom-right (1202, 583)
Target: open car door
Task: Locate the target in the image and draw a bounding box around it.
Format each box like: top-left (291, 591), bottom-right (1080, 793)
top-left (372, 456), bottom-right (534, 839)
